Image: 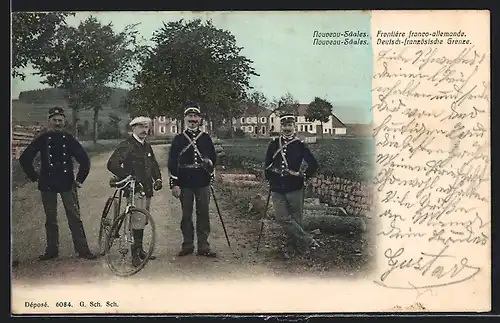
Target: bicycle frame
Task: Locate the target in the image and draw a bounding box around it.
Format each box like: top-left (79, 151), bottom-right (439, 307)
top-left (110, 175), bottom-right (146, 245)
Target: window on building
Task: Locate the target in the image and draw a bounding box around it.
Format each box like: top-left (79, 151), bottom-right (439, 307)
top-left (309, 124), bottom-right (313, 131)
top-left (171, 125), bottom-right (177, 133)
top-left (159, 116), bottom-right (166, 123)
top-left (241, 117), bottom-right (245, 123)
top-left (260, 117), bottom-right (266, 123)
top-left (261, 126), bottom-right (266, 134)
top-left (246, 117), bottom-right (252, 123)
top-left (270, 117), bottom-right (274, 123)
top-left (300, 125), bottom-right (304, 132)
top-left (159, 126), bottom-right (166, 134)
top-left (324, 128), bottom-right (328, 133)
top-left (247, 126), bottom-right (253, 132)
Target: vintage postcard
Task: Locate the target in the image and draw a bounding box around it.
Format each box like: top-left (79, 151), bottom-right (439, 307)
top-left (11, 10), bottom-right (490, 314)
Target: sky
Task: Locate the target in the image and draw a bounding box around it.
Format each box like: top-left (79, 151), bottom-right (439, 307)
top-left (11, 11), bottom-right (373, 124)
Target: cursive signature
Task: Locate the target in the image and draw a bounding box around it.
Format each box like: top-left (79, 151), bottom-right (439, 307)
top-left (374, 245), bottom-right (481, 289)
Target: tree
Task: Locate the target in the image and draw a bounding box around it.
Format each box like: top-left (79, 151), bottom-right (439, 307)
top-left (246, 91), bottom-right (268, 137)
top-left (305, 97), bottom-right (333, 138)
top-left (128, 18), bottom-right (258, 132)
top-left (271, 92), bottom-right (300, 116)
top-left (12, 12), bottom-right (74, 80)
top-left (31, 16), bottom-right (143, 140)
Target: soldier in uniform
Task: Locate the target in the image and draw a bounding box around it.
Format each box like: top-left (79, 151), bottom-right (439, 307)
top-left (107, 116), bottom-right (163, 267)
top-left (19, 107), bottom-right (96, 260)
top-left (264, 113), bottom-right (320, 259)
top-left (168, 104), bottom-right (218, 258)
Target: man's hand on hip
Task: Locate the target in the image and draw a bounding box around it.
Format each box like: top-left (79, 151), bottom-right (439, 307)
top-left (172, 186), bottom-right (181, 199)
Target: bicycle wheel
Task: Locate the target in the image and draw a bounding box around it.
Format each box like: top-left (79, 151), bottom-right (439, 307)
top-left (98, 191), bottom-right (120, 256)
top-left (104, 207), bottom-right (156, 277)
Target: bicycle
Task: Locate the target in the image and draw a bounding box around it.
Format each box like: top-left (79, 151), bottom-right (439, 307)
top-left (99, 175), bottom-right (156, 276)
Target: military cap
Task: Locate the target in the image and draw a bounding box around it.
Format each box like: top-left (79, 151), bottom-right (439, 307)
top-left (48, 107), bottom-right (65, 118)
top-left (279, 113), bottom-right (296, 124)
top-left (129, 116), bottom-right (152, 126)
top-left (184, 103), bottom-right (201, 116)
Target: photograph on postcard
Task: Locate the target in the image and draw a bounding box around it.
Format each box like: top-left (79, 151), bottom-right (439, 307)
top-left (10, 10), bottom-right (489, 314)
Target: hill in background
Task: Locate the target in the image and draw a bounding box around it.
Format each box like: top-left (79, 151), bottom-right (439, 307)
top-left (12, 88), bottom-right (131, 129)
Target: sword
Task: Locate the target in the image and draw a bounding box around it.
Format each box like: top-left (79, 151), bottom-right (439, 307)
top-left (256, 187), bottom-right (272, 252)
top-left (210, 185), bottom-right (232, 249)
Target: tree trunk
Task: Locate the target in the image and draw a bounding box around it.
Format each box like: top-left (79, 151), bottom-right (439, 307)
top-left (71, 108), bottom-right (79, 139)
top-left (92, 107), bottom-right (100, 144)
top-left (67, 92), bottom-right (79, 139)
top-left (229, 117), bottom-right (234, 138)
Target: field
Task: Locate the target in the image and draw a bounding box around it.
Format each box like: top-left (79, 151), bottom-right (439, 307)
top-left (219, 137), bottom-right (375, 183)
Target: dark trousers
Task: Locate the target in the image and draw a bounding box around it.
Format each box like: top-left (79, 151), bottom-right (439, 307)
top-left (40, 188), bottom-right (91, 255)
top-left (180, 186), bottom-right (211, 251)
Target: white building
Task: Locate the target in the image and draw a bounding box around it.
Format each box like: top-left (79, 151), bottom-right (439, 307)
top-left (269, 104), bottom-right (347, 135)
top-left (151, 116), bottom-right (208, 136)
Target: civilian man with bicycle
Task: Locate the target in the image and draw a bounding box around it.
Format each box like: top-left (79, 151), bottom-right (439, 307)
top-left (168, 104), bottom-right (218, 258)
top-left (107, 116), bottom-right (163, 267)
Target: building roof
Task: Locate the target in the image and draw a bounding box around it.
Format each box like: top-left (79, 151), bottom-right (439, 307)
top-left (270, 103), bottom-right (346, 127)
top-left (239, 103), bottom-right (271, 117)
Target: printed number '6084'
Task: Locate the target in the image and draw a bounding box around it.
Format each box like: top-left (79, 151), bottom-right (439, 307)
top-left (56, 302), bottom-right (73, 307)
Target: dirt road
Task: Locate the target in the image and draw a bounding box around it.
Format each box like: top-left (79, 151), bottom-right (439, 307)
top-left (12, 144), bottom-right (281, 285)
top-left (11, 144), bottom-right (375, 313)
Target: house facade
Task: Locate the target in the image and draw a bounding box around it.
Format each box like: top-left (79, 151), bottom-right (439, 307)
top-left (151, 116), bottom-right (207, 136)
top-left (269, 104), bottom-right (347, 136)
top-left (232, 108), bottom-right (272, 136)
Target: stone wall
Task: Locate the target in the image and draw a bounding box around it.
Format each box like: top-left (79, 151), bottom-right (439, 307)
top-left (309, 174), bottom-right (374, 217)
top-left (238, 166), bottom-right (374, 218)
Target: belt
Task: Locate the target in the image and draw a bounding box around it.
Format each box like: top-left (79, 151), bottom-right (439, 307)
top-left (270, 168), bottom-right (303, 177)
top-left (179, 164), bottom-right (203, 169)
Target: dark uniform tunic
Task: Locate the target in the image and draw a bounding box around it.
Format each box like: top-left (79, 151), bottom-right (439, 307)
top-left (107, 135), bottom-right (162, 198)
top-left (18, 129), bottom-right (92, 256)
top-left (167, 129), bottom-right (217, 189)
top-left (19, 130), bottom-right (90, 192)
top-left (167, 128), bottom-right (217, 252)
top-left (264, 136), bottom-right (319, 193)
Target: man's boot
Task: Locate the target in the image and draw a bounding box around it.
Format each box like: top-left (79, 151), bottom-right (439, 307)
top-left (132, 230), bottom-right (156, 264)
top-left (277, 240), bottom-right (293, 261)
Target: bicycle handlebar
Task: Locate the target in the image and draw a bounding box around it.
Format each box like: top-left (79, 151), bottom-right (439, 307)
top-left (110, 175), bottom-right (146, 196)
top-left (114, 175), bottom-right (133, 185)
